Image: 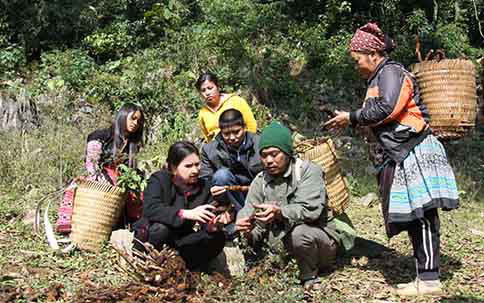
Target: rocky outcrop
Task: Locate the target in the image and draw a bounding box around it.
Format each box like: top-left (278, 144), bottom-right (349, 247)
top-left (0, 90), bottom-right (39, 131)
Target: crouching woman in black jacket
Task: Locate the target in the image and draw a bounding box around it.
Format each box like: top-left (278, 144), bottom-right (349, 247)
top-left (134, 141), bottom-right (226, 271)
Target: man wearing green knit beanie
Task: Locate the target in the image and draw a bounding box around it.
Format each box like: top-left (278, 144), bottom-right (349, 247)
top-left (234, 121), bottom-right (356, 291)
top-left (258, 121), bottom-right (293, 156)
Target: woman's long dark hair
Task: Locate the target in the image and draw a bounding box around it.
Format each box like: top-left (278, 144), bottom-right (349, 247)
top-left (112, 103), bottom-right (145, 167)
top-left (166, 141), bottom-right (199, 172)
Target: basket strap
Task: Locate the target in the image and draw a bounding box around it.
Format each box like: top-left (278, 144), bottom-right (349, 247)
top-left (44, 198), bottom-right (61, 250)
top-left (41, 198), bottom-right (75, 253)
top-left (327, 139), bottom-right (339, 163)
top-left (261, 158), bottom-right (303, 202)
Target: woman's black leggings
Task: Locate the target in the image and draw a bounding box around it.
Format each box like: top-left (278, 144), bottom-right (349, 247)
top-left (378, 162), bottom-right (440, 281)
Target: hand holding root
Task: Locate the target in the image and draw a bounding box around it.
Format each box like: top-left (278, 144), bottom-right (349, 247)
top-left (224, 185), bottom-right (250, 192)
top-left (181, 204), bottom-right (216, 223)
top-left (253, 203), bottom-right (281, 224)
top-left (214, 211), bottom-right (233, 225)
top-left (206, 210), bottom-right (235, 232)
top-left (209, 200), bottom-right (234, 215)
top-left (210, 185), bottom-right (249, 197)
top-left (210, 185), bottom-right (226, 197)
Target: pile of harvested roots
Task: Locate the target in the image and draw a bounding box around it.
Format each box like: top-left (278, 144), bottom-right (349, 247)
top-left (74, 242), bottom-right (201, 303)
top-left (114, 242), bottom-right (197, 288)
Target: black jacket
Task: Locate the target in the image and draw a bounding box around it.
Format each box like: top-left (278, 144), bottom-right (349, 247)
top-left (86, 127), bottom-right (135, 165)
top-left (142, 170), bottom-right (213, 234)
top-left (200, 132), bottom-right (262, 180)
top-left (350, 58), bottom-right (430, 163)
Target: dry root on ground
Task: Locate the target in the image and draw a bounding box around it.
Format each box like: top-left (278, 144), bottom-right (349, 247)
top-left (73, 242), bottom-right (201, 302)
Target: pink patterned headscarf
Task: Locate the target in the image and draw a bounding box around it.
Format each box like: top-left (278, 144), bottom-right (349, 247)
top-left (349, 23), bottom-right (386, 53)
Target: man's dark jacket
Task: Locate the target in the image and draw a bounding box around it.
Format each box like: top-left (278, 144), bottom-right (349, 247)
top-left (200, 132), bottom-right (262, 180)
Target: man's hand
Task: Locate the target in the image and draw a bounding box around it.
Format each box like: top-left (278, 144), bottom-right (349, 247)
top-left (323, 110), bottom-right (350, 130)
top-left (181, 204), bottom-right (216, 223)
top-left (254, 203), bottom-right (282, 224)
top-left (210, 185), bottom-right (226, 197)
top-left (235, 217), bottom-right (253, 233)
top-left (213, 210), bottom-right (233, 225)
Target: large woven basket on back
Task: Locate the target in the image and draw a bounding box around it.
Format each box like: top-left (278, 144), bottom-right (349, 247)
top-left (295, 138), bottom-right (349, 215)
top-left (412, 59), bottom-right (477, 140)
top-left (71, 180), bottom-right (125, 252)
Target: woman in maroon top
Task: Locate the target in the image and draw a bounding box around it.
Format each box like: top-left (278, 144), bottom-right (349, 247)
top-left (134, 141), bottom-right (227, 271)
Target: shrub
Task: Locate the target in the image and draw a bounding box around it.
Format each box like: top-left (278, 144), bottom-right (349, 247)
top-left (0, 45), bottom-right (26, 79)
top-left (33, 49), bottom-right (95, 93)
top-left (83, 21), bottom-right (138, 61)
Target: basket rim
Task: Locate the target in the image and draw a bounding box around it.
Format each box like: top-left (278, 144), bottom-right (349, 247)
top-left (76, 179), bottom-right (125, 194)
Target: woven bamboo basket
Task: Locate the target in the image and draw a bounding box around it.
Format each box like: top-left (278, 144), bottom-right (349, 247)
top-left (71, 180), bottom-right (126, 252)
top-left (411, 59), bottom-right (477, 140)
top-left (295, 138), bottom-right (349, 215)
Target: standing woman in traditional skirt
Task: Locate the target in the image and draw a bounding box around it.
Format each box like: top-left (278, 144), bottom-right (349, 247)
top-left (325, 23), bottom-right (459, 296)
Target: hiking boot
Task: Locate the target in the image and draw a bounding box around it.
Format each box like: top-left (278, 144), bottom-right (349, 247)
top-left (394, 279), bottom-right (442, 296)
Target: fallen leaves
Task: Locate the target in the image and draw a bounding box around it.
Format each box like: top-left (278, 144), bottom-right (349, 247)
top-left (0, 283), bottom-right (64, 303)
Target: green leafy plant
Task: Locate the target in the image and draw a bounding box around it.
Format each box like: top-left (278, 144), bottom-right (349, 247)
top-left (116, 164), bottom-right (147, 195)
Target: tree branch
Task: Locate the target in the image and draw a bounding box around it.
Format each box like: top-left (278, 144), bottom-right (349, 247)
top-left (433, 0), bottom-right (439, 24)
top-left (472, 0), bottom-right (484, 39)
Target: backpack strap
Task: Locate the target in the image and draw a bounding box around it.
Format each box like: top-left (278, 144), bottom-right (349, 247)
top-left (294, 158), bottom-right (303, 183)
top-left (262, 158), bottom-right (304, 199)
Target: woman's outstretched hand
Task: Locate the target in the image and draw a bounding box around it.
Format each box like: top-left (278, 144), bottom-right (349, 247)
top-left (182, 204), bottom-right (216, 223)
top-left (324, 110), bottom-right (350, 130)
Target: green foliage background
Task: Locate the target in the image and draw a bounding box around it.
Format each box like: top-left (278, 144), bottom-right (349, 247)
top-left (0, 0), bottom-right (482, 179)
top-left (1, 0), bottom-right (483, 116)
top-left (1, 0), bottom-right (483, 196)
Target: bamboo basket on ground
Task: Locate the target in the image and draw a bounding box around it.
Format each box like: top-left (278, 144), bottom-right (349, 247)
top-left (411, 59), bottom-right (477, 140)
top-left (295, 138), bottom-right (349, 215)
top-left (71, 180), bottom-right (126, 252)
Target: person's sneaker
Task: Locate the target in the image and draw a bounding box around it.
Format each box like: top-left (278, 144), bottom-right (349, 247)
top-left (395, 279), bottom-right (417, 289)
top-left (394, 279), bottom-right (442, 296)
top-left (303, 278), bottom-right (322, 291)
